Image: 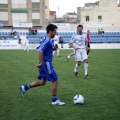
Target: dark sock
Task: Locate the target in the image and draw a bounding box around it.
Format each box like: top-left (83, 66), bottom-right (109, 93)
top-left (52, 95), bottom-right (58, 102)
top-left (87, 50), bottom-right (90, 55)
top-left (24, 84), bottom-right (31, 91)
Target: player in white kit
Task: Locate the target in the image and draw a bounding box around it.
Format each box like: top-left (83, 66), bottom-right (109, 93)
top-left (24, 36), bottom-right (29, 52)
top-left (52, 32), bottom-right (60, 57)
top-left (69, 25), bottom-right (90, 79)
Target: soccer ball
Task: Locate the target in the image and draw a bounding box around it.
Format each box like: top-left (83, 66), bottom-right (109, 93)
top-left (73, 94), bottom-right (84, 104)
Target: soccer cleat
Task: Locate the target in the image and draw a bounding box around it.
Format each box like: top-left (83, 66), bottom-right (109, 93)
top-left (66, 56), bottom-right (69, 62)
top-left (51, 100), bottom-right (65, 106)
top-left (20, 85), bottom-right (25, 97)
top-left (84, 75), bottom-right (90, 79)
top-left (74, 72), bottom-right (78, 77)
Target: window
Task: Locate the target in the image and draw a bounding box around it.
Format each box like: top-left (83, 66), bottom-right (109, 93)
top-left (45, 6), bottom-right (47, 9)
top-left (12, 13), bottom-right (27, 22)
top-left (32, 19), bottom-right (40, 25)
top-left (0, 4), bottom-right (8, 8)
top-left (0, 0), bottom-right (8, 4)
top-left (45, 14), bottom-right (49, 19)
top-left (32, 3), bottom-right (40, 8)
top-left (12, 0), bottom-right (26, 8)
top-left (118, 0), bottom-right (120, 7)
top-left (118, 0), bottom-right (120, 4)
top-left (0, 9), bottom-right (8, 12)
top-left (32, 10), bottom-right (40, 13)
top-left (0, 21), bottom-right (8, 24)
top-left (86, 16), bottom-right (89, 22)
top-left (98, 16), bottom-right (102, 21)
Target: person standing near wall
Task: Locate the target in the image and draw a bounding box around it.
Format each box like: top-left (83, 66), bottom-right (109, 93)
top-left (24, 36), bottom-right (29, 52)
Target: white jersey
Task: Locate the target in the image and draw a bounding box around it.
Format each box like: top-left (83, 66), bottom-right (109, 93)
top-left (25, 39), bottom-right (29, 46)
top-left (53, 35), bottom-right (60, 45)
top-left (70, 33), bottom-right (87, 49)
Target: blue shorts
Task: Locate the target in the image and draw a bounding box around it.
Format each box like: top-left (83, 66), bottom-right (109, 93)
top-left (38, 61), bottom-right (58, 82)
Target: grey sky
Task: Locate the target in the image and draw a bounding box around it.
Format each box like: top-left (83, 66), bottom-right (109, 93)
top-left (49, 0), bottom-right (99, 17)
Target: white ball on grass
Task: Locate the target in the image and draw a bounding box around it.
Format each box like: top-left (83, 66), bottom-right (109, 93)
top-left (73, 94), bottom-right (84, 105)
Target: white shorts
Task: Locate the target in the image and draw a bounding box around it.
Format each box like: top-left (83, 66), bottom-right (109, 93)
top-left (75, 48), bottom-right (88, 61)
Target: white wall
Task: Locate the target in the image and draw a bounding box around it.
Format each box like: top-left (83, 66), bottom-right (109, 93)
top-left (60, 43), bottom-right (120, 49)
top-left (91, 43), bottom-right (120, 49)
top-left (0, 12), bottom-right (8, 20)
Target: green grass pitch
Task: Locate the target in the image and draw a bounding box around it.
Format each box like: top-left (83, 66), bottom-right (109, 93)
top-left (0, 49), bottom-right (120, 120)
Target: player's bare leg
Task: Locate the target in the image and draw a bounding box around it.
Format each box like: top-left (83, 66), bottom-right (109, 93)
top-left (52, 80), bottom-right (58, 95)
top-left (51, 80), bottom-right (65, 105)
top-left (30, 79), bottom-right (46, 87)
top-left (57, 48), bottom-right (60, 57)
top-left (74, 61), bottom-right (81, 77)
top-left (66, 52), bottom-right (74, 62)
top-left (20, 79), bottom-right (46, 97)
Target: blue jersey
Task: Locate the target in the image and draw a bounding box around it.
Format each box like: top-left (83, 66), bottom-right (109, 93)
top-left (36, 36), bottom-right (58, 81)
top-left (36, 36), bottom-right (54, 62)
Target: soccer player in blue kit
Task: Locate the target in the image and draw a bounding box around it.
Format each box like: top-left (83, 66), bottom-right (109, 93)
top-left (20, 24), bottom-right (65, 106)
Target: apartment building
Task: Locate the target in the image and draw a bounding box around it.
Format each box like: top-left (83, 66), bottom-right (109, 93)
top-left (77, 0), bottom-right (120, 30)
top-left (0, 0), bottom-right (49, 27)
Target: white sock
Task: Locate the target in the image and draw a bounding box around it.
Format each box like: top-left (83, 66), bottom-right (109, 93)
top-left (74, 63), bottom-right (78, 72)
top-left (57, 49), bottom-right (60, 56)
top-left (84, 63), bottom-right (88, 76)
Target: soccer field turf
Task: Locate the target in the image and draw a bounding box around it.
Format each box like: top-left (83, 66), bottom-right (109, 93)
top-left (0, 49), bottom-right (120, 120)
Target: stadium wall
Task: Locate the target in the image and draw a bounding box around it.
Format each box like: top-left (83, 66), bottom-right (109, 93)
top-left (23, 43), bottom-right (120, 49)
top-left (0, 41), bottom-right (120, 49)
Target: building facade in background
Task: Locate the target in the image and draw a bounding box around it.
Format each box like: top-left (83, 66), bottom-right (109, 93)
top-left (49, 12), bottom-right (77, 23)
top-left (78, 0), bottom-right (120, 30)
top-left (62, 12), bottom-right (77, 23)
top-left (0, 0), bottom-right (49, 27)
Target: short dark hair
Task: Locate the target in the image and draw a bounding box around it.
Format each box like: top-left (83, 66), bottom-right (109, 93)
top-left (46, 24), bottom-right (58, 33)
top-left (77, 24), bottom-right (83, 29)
